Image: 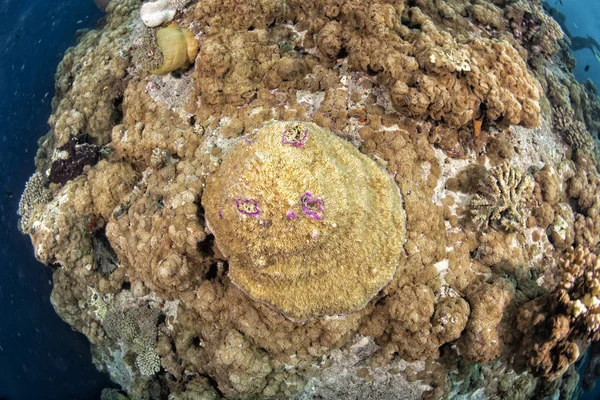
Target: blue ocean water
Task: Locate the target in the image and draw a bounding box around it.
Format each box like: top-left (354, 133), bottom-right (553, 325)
top-left (0, 1), bottom-right (116, 399)
top-left (552, 0), bottom-right (600, 90)
top-left (1, 1), bottom-right (600, 400)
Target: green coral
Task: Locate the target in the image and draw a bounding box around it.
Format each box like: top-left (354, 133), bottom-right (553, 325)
top-left (470, 162), bottom-right (534, 232)
top-left (103, 306), bottom-right (161, 376)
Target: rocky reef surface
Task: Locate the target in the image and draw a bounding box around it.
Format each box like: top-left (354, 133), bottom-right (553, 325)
top-left (17, 0), bottom-right (600, 398)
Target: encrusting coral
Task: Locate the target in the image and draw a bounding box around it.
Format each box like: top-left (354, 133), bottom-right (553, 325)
top-left (202, 121), bottom-right (406, 321)
top-left (18, 0), bottom-right (600, 398)
top-left (48, 134), bottom-right (100, 185)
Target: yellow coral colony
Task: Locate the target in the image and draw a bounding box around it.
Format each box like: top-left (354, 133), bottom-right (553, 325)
top-left (151, 26), bottom-right (198, 75)
top-left (202, 121), bottom-right (406, 321)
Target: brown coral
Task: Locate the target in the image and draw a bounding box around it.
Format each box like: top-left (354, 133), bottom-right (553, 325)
top-left (202, 121), bottom-right (406, 321)
top-left (518, 246), bottom-right (600, 380)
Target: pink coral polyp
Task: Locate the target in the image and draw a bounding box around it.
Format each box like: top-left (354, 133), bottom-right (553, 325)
top-left (301, 192), bottom-right (324, 220)
top-left (236, 198), bottom-right (260, 216)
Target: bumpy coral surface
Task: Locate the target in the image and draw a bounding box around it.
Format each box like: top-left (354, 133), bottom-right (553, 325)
top-left (203, 121), bottom-right (406, 321)
top-left (19, 0), bottom-right (600, 398)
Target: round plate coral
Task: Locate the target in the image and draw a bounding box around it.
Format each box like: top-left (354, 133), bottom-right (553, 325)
top-left (202, 121), bottom-right (406, 321)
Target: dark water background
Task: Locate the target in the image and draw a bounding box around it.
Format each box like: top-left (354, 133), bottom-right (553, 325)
top-left (1, 0), bottom-right (600, 399)
top-left (0, 1), bottom-right (117, 399)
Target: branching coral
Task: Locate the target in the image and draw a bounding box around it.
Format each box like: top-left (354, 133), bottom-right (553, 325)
top-left (553, 106), bottom-right (597, 157)
top-left (470, 162), bottom-right (535, 232)
top-left (202, 121), bottom-right (406, 321)
top-left (518, 246), bottom-right (600, 380)
top-left (559, 246), bottom-right (600, 340)
top-left (103, 306), bottom-right (162, 376)
top-left (18, 171), bottom-right (52, 234)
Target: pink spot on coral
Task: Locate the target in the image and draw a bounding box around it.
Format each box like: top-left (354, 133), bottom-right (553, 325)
top-left (236, 198), bottom-right (261, 216)
top-left (286, 210), bottom-right (297, 220)
top-left (300, 192), bottom-right (324, 220)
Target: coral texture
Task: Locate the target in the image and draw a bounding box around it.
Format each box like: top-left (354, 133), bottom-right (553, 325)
top-left (517, 246), bottom-right (600, 380)
top-left (18, 172), bottom-right (52, 233)
top-left (202, 121), bottom-right (406, 321)
top-left (18, 0), bottom-right (600, 398)
top-left (104, 306), bottom-right (161, 376)
top-left (471, 162), bottom-right (534, 232)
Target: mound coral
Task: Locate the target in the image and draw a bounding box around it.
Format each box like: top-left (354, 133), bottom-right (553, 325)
top-left (202, 121), bottom-right (406, 321)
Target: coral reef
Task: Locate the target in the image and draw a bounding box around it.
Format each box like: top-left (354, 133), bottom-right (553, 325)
top-left (202, 121), bottom-right (406, 321)
top-left (18, 0), bottom-right (600, 398)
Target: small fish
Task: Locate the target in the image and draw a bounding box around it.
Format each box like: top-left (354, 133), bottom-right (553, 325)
top-left (574, 22), bottom-right (579, 29)
top-left (5, 190), bottom-right (13, 197)
top-left (585, 65), bottom-right (590, 72)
